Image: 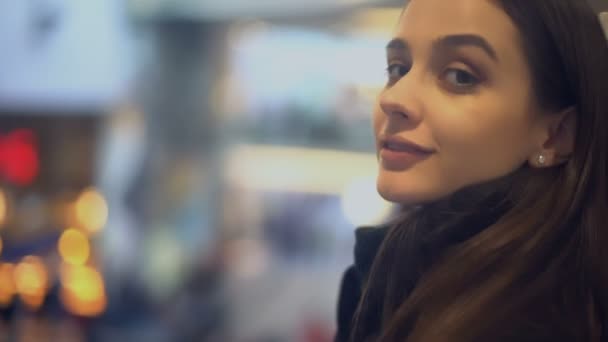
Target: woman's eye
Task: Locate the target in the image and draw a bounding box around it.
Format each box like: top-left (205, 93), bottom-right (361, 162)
top-left (386, 64), bottom-right (409, 83)
top-left (443, 68), bottom-right (480, 89)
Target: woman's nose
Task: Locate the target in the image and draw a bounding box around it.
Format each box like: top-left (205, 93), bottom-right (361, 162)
top-left (378, 74), bottom-right (424, 125)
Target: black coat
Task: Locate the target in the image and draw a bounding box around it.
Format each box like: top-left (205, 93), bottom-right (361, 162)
top-left (335, 226), bottom-right (388, 342)
top-left (334, 191), bottom-right (518, 341)
top-left (334, 221), bottom-right (608, 342)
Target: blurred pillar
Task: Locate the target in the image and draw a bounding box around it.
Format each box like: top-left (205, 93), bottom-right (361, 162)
top-left (144, 21), bottom-right (226, 154)
top-left (120, 19), bottom-right (230, 339)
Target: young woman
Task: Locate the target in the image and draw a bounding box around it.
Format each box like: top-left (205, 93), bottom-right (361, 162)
top-left (335, 0), bottom-right (608, 341)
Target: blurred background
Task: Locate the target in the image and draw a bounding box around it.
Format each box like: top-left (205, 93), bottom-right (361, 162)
top-left (0, 0), bottom-right (606, 341)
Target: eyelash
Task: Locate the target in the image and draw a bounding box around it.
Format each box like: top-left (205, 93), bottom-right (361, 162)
top-left (385, 62), bottom-right (482, 92)
top-left (441, 68), bottom-right (481, 92)
top-left (385, 64), bottom-right (410, 85)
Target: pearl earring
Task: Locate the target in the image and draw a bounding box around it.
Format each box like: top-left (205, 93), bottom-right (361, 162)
top-left (537, 154), bottom-right (546, 165)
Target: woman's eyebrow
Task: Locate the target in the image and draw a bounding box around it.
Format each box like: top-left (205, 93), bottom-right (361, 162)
top-left (386, 38), bottom-right (410, 53)
top-left (386, 34), bottom-right (499, 62)
top-left (433, 34), bottom-right (499, 62)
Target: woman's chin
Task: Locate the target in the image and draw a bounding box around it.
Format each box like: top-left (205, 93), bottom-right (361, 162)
top-left (377, 185), bottom-right (425, 206)
top-left (376, 177), bottom-right (443, 206)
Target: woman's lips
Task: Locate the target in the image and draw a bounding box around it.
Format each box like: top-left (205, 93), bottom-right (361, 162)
top-left (384, 141), bottom-right (426, 153)
top-left (379, 137), bottom-right (435, 169)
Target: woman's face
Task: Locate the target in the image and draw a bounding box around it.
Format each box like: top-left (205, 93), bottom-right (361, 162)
top-left (375, 0), bottom-right (546, 205)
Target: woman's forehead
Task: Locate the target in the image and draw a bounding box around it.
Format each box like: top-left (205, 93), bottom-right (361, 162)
top-left (396, 0), bottom-right (519, 51)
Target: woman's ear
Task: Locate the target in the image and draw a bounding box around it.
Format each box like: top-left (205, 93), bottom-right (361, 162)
top-left (529, 107), bottom-right (577, 168)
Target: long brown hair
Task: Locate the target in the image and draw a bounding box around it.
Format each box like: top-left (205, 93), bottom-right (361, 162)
top-left (351, 1), bottom-right (608, 341)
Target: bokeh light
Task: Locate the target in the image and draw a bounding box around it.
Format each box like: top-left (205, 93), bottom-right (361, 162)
top-left (13, 256), bottom-right (48, 310)
top-left (75, 188), bottom-right (109, 234)
top-left (0, 263), bottom-right (16, 307)
top-left (59, 264), bottom-right (107, 317)
top-left (58, 228), bottom-right (91, 265)
top-left (0, 129), bottom-right (40, 187)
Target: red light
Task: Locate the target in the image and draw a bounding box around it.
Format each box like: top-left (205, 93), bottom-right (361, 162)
top-left (0, 129), bottom-right (39, 186)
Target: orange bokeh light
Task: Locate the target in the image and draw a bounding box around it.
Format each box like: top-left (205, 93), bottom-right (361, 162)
top-left (59, 264), bottom-right (107, 317)
top-left (0, 263), bottom-right (15, 307)
top-left (58, 228), bottom-right (90, 265)
top-left (13, 256), bottom-right (48, 310)
top-left (75, 188), bottom-right (108, 234)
